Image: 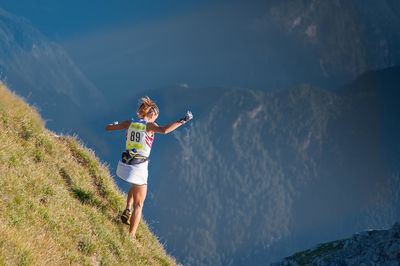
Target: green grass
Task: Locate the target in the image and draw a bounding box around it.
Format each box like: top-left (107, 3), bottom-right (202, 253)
top-left (0, 83), bottom-right (177, 265)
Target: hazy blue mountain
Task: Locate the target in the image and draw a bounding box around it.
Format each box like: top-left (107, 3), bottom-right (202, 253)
top-left (0, 8), bottom-right (106, 134)
top-left (98, 67), bottom-right (400, 265)
top-left (267, 0), bottom-right (400, 83)
top-left (64, 0), bottom-right (400, 101)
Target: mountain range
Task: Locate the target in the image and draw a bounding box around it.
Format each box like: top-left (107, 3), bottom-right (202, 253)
top-left (63, 0), bottom-right (400, 98)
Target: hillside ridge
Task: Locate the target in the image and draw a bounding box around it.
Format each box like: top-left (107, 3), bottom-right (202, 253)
top-left (0, 83), bottom-right (176, 265)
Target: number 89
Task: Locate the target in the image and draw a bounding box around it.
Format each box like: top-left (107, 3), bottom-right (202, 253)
top-left (130, 131), bottom-right (141, 142)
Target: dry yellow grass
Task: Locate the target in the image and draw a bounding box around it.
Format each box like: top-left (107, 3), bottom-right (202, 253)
top-left (0, 83), bottom-right (177, 265)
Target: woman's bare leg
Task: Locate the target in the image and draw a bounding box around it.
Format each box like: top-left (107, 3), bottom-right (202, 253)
top-left (129, 185), bottom-right (147, 238)
top-left (126, 186), bottom-right (135, 210)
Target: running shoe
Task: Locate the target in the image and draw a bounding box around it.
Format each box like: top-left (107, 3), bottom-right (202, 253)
top-left (121, 209), bottom-right (131, 225)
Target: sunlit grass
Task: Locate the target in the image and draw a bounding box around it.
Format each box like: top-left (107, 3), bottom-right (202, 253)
top-left (0, 83), bottom-right (176, 265)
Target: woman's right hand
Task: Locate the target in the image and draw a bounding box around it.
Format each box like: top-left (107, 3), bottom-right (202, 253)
top-left (180, 111), bottom-right (193, 123)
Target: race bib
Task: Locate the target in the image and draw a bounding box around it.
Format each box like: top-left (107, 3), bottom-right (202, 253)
top-left (126, 121), bottom-right (146, 153)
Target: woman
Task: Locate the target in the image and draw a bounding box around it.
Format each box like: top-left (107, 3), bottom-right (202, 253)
top-left (105, 96), bottom-right (193, 239)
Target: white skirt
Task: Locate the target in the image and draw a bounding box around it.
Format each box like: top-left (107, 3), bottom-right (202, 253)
top-left (116, 160), bottom-right (149, 185)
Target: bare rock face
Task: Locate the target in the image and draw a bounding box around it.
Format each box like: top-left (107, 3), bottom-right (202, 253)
top-left (273, 223), bottom-right (400, 265)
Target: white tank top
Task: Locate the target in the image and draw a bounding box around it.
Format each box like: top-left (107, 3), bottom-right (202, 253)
top-left (125, 119), bottom-right (154, 157)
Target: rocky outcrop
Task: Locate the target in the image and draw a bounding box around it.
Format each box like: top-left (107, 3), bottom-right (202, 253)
top-left (273, 223), bottom-right (400, 265)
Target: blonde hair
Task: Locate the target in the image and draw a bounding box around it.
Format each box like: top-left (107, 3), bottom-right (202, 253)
top-left (137, 96), bottom-right (159, 119)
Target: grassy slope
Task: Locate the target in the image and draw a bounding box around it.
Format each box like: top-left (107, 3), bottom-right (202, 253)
top-left (0, 83), bottom-right (176, 265)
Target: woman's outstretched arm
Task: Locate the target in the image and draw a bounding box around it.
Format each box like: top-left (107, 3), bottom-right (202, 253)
top-left (105, 120), bottom-right (131, 131)
top-left (147, 121), bottom-right (184, 134)
top-left (147, 111), bottom-right (193, 134)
